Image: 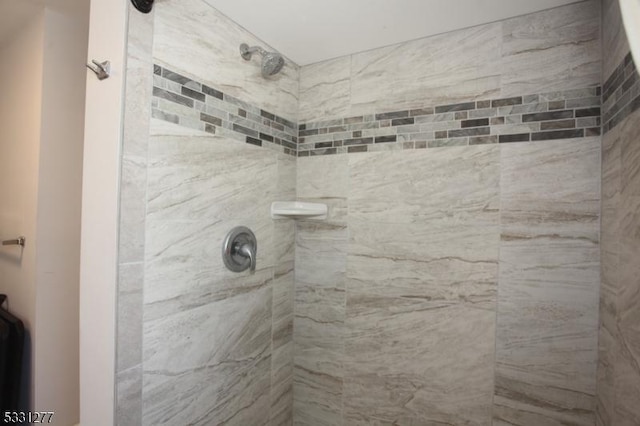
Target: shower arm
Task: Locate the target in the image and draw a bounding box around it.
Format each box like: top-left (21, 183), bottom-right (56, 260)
top-left (240, 44), bottom-right (267, 61)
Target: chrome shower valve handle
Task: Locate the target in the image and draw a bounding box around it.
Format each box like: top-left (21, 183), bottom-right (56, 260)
top-left (235, 241), bottom-right (256, 272)
top-left (222, 226), bottom-right (257, 273)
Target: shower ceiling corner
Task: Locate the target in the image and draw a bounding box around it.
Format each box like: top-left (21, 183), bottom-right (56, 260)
top-left (205, 0), bottom-right (585, 65)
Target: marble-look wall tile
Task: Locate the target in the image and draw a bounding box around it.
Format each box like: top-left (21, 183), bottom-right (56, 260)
top-left (500, 0), bottom-right (601, 97)
top-left (271, 153), bottom-right (296, 425)
top-left (596, 326), bottom-right (618, 426)
top-left (117, 262), bottom-right (144, 373)
top-left (154, 0), bottom-right (299, 121)
top-left (143, 286), bottom-right (272, 426)
top-left (145, 135), bottom-right (277, 229)
top-left (294, 155), bottom-right (348, 426)
top-left (602, 0), bottom-right (630, 80)
top-left (132, 0), bottom-right (300, 423)
top-left (298, 56), bottom-right (351, 123)
top-left (143, 130), bottom-right (279, 425)
top-left (596, 125), bottom-right (620, 426)
top-left (344, 148), bottom-right (499, 425)
top-left (297, 155), bottom-right (348, 200)
top-left (118, 154), bottom-right (148, 265)
top-left (116, 364), bottom-right (142, 426)
top-left (116, 4), bottom-right (153, 422)
top-left (620, 109), bottom-right (640, 198)
top-left (611, 109), bottom-right (640, 425)
top-left (119, 4), bottom-right (154, 264)
top-left (596, 73), bottom-right (640, 426)
top-left (597, 60), bottom-right (640, 426)
top-left (293, 227), bottom-right (346, 426)
top-left (600, 126), bottom-right (621, 336)
top-left (271, 331), bottom-right (294, 426)
top-left (123, 4), bottom-right (154, 160)
top-left (615, 194), bottom-right (640, 425)
top-left (349, 23), bottom-right (502, 116)
top-left (299, 2), bottom-right (602, 124)
top-left (143, 133), bottom-right (277, 313)
top-left (495, 138), bottom-right (601, 426)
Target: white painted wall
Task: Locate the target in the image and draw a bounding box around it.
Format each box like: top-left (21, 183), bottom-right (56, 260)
top-left (0, 2), bottom-right (87, 424)
top-left (79, 0), bottom-right (128, 423)
top-left (0, 9), bottom-right (45, 411)
top-left (34, 5), bottom-right (88, 424)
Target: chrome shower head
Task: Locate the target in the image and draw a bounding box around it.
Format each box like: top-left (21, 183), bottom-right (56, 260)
top-left (240, 43), bottom-right (285, 78)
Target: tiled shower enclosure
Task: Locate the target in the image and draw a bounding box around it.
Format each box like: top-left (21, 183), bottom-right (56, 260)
top-left (114, 0), bottom-right (640, 425)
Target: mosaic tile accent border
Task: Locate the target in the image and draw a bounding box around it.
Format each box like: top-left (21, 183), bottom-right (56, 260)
top-left (603, 52), bottom-right (640, 134)
top-left (151, 64), bottom-right (298, 156)
top-left (297, 86), bottom-right (602, 156)
top-left (151, 63), bottom-right (605, 158)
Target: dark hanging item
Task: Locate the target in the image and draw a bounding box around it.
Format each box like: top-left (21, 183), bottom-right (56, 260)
top-left (131, 0), bottom-right (154, 13)
top-left (0, 294), bottom-right (24, 412)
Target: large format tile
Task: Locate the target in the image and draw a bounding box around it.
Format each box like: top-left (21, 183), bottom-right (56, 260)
top-left (142, 129), bottom-right (284, 425)
top-left (596, 325), bottom-right (618, 426)
top-left (154, 0), bottom-right (299, 120)
top-left (347, 220), bottom-right (497, 307)
top-left (298, 56), bottom-right (351, 123)
top-left (144, 134), bottom-right (277, 322)
top-left (347, 147), bottom-right (500, 308)
top-left (119, 4), bottom-right (154, 264)
top-left (116, 6), bottom-right (154, 422)
top-left (600, 126), bottom-right (621, 336)
top-left (293, 220), bottom-right (347, 426)
top-left (297, 155), bottom-right (348, 200)
top-left (619, 109), bottom-right (640, 198)
top-left (119, 154), bottom-right (148, 264)
top-left (615, 195), bottom-right (640, 425)
top-left (495, 138), bottom-right (601, 425)
top-left (344, 297), bottom-right (495, 425)
top-left (117, 262), bottom-right (144, 373)
top-left (142, 286), bottom-right (272, 426)
top-left (117, 364), bottom-right (143, 426)
top-left (597, 127), bottom-right (621, 426)
top-left (602, 0), bottom-right (630, 80)
top-left (271, 238), bottom-right (294, 426)
top-left (271, 336), bottom-right (294, 426)
top-left (348, 147), bottom-right (500, 225)
top-left (146, 135), bottom-right (278, 224)
top-left (294, 154), bottom-right (348, 426)
top-left (500, 0), bottom-right (601, 97)
top-left (143, 217), bottom-right (274, 322)
top-left (350, 23), bottom-right (501, 116)
top-left (344, 147), bottom-right (500, 424)
top-left (272, 154), bottom-right (295, 425)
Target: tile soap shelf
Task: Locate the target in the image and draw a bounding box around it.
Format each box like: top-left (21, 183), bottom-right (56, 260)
top-left (271, 202), bottom-right (327, 220)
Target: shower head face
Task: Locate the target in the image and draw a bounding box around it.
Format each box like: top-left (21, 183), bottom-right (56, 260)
top-left (240, 43), bottom-right (285, 78)
top-left (262, 53), bottom-right (285, 78)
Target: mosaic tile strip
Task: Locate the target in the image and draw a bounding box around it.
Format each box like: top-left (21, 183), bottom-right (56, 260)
top-left (151, 64), bottom-right (298, 156)
top-left (297, 86), bottom-right (602, 156)
top-left (603, 52), bottom-right (640, 134)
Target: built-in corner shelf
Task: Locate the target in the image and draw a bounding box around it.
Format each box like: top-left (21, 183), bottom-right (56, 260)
top-left (271, 202), bottom-right (328, 220)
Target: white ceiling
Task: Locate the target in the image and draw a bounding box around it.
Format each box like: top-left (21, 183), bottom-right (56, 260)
top-left (205, 0), bottom-right (583, 65)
